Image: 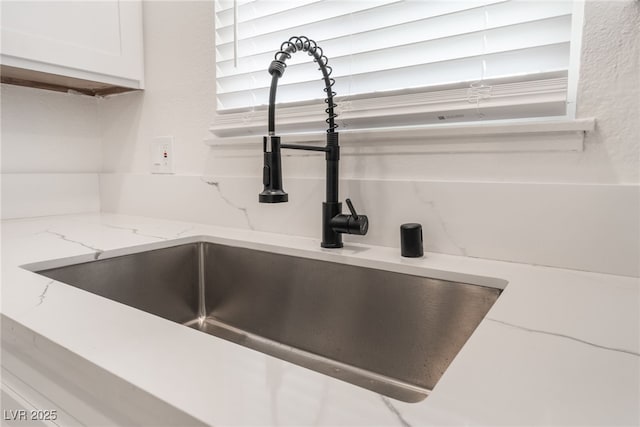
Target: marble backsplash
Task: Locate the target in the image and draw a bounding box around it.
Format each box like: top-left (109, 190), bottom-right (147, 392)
top-left (2, 173), bottom-right (100, 219)
top-left (3, 172), bottom-right (636, 277)
top-left (98, 173), bottom-right (640, 277)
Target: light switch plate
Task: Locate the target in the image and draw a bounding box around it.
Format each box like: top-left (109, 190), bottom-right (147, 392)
top-left (150, 136), bottom-right (174, 174)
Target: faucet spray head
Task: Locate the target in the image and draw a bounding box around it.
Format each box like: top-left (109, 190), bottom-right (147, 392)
top-left (259, 135), bottom-right (288, 203)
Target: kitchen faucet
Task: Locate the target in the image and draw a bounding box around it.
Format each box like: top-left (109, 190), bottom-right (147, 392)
top-left (259, 36), bottom-right (368, 248)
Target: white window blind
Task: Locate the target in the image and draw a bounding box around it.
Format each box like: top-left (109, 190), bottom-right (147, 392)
top-left (212, 0), bottom-right (575, 137)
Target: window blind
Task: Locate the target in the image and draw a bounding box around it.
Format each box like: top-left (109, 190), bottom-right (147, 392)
top-left (213, 0), bottom-right (575, 137)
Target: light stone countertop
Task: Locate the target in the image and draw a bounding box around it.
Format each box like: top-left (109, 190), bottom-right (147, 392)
top-left (1, 213), bottom-right (638, 426)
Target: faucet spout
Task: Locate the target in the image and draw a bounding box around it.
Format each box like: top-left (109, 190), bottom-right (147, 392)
top-left (259, 36), bottom-right (368, 248)
top-left (267, 36), bottom-right (337, 135)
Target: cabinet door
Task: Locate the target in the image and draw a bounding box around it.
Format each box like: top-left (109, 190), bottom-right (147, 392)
top-left (1, 1), bottom-right (144, 89)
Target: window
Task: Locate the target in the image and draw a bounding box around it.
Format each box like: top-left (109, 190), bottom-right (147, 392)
top-left (212, 0), bottom-right (579, 138)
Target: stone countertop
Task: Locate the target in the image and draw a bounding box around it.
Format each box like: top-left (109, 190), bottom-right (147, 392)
top-left (2, 213), bottom-right (638, 426)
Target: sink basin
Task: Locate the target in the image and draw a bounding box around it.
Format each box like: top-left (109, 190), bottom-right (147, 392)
top-left (32, 241), bottom-right (503, 402)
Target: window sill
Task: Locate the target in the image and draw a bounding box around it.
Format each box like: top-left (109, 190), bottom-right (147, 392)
top-left (205, 118), bottom-right (595, 154)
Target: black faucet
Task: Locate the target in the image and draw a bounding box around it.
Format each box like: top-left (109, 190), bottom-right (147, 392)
top-left (259, 36), bottom-right (368, 248)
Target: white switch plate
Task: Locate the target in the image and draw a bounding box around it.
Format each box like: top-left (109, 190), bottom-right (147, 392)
top-left (150, 136), bottom-right (174, 174)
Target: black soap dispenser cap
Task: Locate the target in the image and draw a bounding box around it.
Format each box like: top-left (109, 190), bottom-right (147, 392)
top-left (401, 223), bottom-right (424, 258)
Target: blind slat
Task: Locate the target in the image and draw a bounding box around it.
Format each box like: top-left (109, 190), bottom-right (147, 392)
top-left (216, 0), bottom-right (255, 13)
top-left (217, 0), bottom-right (320, 27)
top-left (211, 76), bottom-right (569, 137)
top-left (216, 0), bottom-right (505, 46)
top-left (213, 0), bottom-right (575, 130)
top-left (216, 3), bottom-right (570, 70)
top-left (216, 16), bottom-right (570, 94)
top-left (216, 0), bottom-right (401, 45)
top-left (217, 44), bottom-right (570, 110)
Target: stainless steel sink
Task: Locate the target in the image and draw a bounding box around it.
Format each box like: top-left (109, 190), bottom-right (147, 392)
top-left (33, 241), bottom-right (503, 402)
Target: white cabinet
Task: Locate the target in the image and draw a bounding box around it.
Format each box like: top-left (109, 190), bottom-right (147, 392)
top-left (1, 1), bottom-right (144, 95)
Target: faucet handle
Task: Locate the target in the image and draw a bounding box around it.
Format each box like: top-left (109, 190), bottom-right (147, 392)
top-left (329, 199), bottom-right (369, 236)
top-left (345, 198), bottom-right (359, 220)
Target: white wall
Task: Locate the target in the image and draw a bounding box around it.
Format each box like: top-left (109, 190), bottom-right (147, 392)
top-left (1, 85), bottom-right (101, 217)
top-left (99, 1), bottom-right (214, 175)
top-left (1, 84), bottom-right (101, 173)
top-left (577, 0), bottom-right (640, 185)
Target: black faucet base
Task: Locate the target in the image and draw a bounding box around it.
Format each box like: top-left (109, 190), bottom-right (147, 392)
top-left (259, 190), bottom-right (288, 203)
top-left (321, 202), bottom-right (343, 248)
top-left (321, 242), bottom-right (344, 249)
